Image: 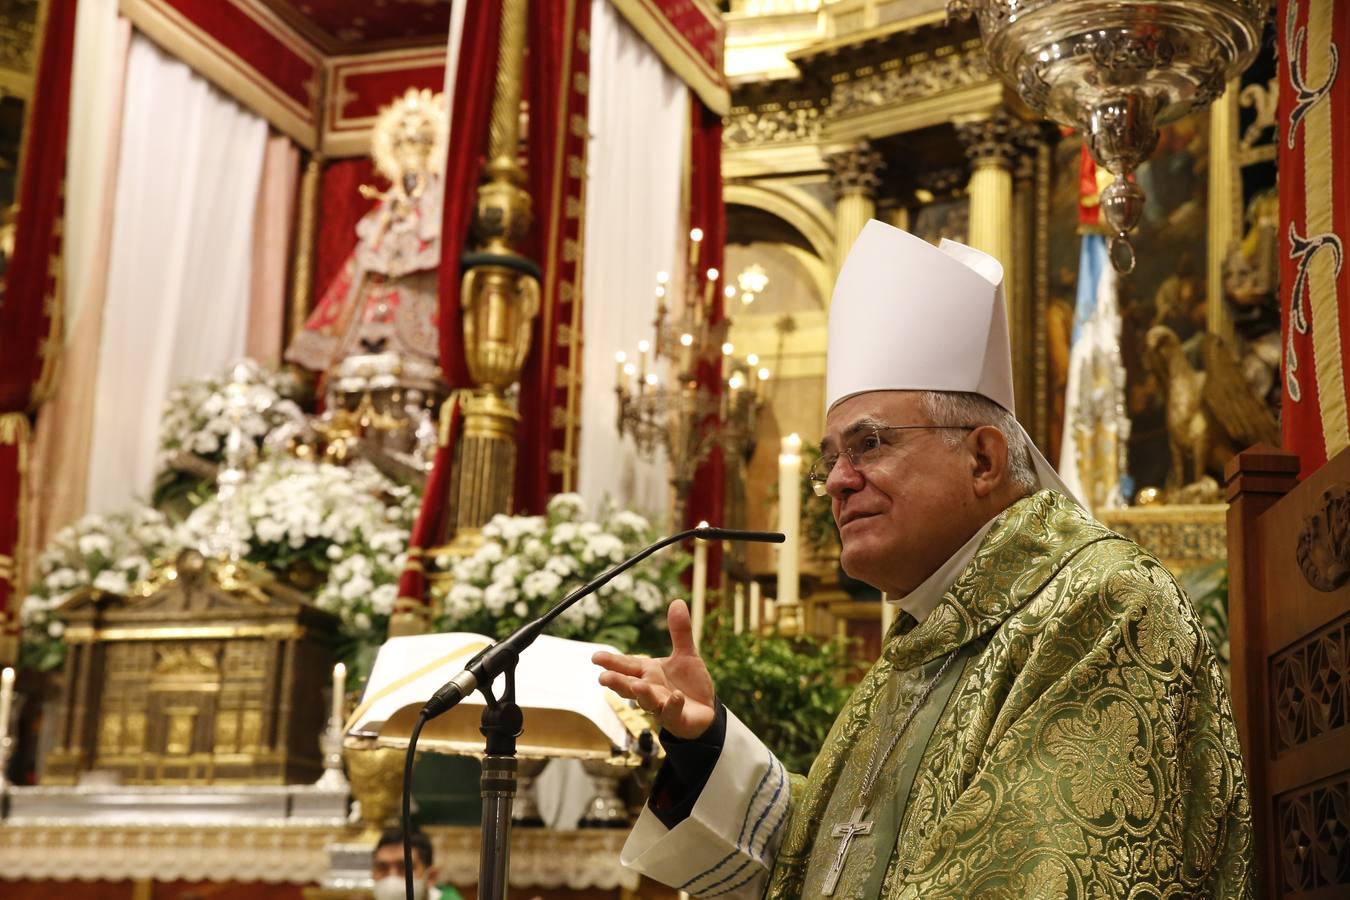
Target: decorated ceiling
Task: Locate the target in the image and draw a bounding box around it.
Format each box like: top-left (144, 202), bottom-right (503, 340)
top-left (261, 0), bottom-right (452, 52)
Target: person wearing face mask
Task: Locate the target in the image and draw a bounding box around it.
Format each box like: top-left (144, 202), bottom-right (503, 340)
top-left (370, 827), bottom-right (463, 900)
top-left (593, 221), bottom-right (1254, 898)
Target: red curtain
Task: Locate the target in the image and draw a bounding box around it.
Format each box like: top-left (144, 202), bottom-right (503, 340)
top-left (0, 0), bottom-right (78, 661)
top-left (397, 0), bottom-right (502, 607)
top-left (684, 100), bottom-right (726, 584)
top-left (313, 157), bottom-right (378, 304)
top-left (1279, 0), bottom-right (1350, 477)
top-left (514, 0), bottom-right (592, 514)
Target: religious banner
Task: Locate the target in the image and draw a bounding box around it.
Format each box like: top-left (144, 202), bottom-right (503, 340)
top-left (1279, 0), bottom-right (1350, 477)
top-left (1058, 145), bottom-right (1130, 511)
top-left (0, 0), bottom-right (78, 661)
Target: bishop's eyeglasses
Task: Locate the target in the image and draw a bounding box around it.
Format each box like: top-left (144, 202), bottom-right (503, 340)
top-left (807, 424), bottom-right (977, 496)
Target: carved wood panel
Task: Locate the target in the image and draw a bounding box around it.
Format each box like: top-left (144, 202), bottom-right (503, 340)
top-left (1271, 612), bottom-right (1350, 755)
top-left (1276, 774), bottom-right (1350, 894)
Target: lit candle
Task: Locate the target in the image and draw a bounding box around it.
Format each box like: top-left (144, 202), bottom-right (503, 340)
top-left (777, 433), bottom-right (802, 615)
top-left (688, 228), bottom-right (703, 270)
top-left (692, 521), bottom-right (709, 650)
top-left (749, 581), bottom-right (761, 632)
top-left (331, 662), bottom-right (346, 726)
top-left (0, 667), bottom-right (15, 738)
top-left (615, 351), bottom-right (627, 389)
top-left (703, 267), bottom-right (719, 320)
top-left (638, 339), bottom-right (651, 384)
top-left (733, 584), bottom-right (745, 635)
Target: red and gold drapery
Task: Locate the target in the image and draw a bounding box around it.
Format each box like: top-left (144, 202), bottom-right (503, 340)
top-left (395, 0), bottom-right (502, 608)
top-left (683, 100), bottom-right (726, 584)
top-left (514, 0), bottom-right (593, 514)
top-left (1279, 0), bottom-right (1350, 477)
top-left (0, 0), bottom-right (79, 662)
top-left (607, 0), bottom-right (727, 114)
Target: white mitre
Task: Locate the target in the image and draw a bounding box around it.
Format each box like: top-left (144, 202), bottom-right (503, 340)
top-left (825, 219), bottom-right (1079, 503)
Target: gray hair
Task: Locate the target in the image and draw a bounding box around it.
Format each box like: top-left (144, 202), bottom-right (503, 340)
top-left (919, 391), bottom-right (1038, 493)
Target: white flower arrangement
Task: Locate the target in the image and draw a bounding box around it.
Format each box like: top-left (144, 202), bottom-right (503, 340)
top-left (433, 493), bottom-right (686, 653)
top-left (177, 456), bottom-right (419, 636)
top-left (21, 506), bottom-right (177, 670)
top-left (157, 359), bottom-right (304, 472)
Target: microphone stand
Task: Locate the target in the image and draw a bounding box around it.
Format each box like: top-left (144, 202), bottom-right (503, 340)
top-left (401, 526), bottom-right (784, 900)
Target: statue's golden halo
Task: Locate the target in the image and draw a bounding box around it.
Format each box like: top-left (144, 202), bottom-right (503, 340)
top-left (370, 87), bottom-right (449, 185)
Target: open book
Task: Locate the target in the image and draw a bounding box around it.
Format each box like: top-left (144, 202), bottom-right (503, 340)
top-left (344, 632), bottom-right (648, 760)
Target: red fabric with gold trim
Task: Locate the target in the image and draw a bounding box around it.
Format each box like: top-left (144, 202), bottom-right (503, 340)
top-left (314, 158), bottom-right (378, 303)
top-left (396, 0), bottom-right (502, 606)
top-left (683, 101), bottom-right (726, 586)
top-left (1278, 0), bottom-right (1350, 477)
top-left (514, 0), bottom-right (592, 514)
top-left (609, 0), bottom-right (726, 112)
top-left (158, 0), bottom-right (318, 108)
top-left (327, 60), bottom-right (446, 123)
top-left (0, 0), bottom-right (78, 649)
top-left (436, 0), bottom-right (501, 390)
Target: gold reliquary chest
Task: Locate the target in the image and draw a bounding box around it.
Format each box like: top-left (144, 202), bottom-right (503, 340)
top-left (43, 550), bottom-right (340, 786)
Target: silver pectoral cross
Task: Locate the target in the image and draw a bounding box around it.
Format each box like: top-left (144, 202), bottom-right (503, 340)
top-left (821, 805), bottom-right (874, 896)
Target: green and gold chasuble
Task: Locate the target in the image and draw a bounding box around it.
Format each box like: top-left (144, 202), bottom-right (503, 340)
top-left (767, 490), bottom-right (1254, 899)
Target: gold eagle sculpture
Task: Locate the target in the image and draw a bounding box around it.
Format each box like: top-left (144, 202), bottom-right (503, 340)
top-left (1144, 325), bottom-right (1280, 493)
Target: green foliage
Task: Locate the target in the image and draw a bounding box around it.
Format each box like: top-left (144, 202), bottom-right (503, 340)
top-left (701, 612), bottom-right (861, 774)
top-left (1177, 559), bottom-right (1229, 675)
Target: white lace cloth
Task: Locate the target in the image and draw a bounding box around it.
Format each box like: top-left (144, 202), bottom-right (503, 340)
top-left (0, 824), bottom-right (639, 889)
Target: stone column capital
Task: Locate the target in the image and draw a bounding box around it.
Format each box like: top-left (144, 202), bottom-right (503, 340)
top-left (825, 141), bottom-right (885, 199)
top-left (955, 110), bottom-right (1040, 170)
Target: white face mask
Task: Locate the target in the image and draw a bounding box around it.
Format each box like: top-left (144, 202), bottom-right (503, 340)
top-left (372, 875), bottom-right (428, 900)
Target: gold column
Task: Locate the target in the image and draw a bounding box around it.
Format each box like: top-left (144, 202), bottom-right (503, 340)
top-left (1207, 79), bottom-right (1242, 344)
top-left (825, 142), bottom-right (884, 281)
top-left (956, 113), bottom-right (1019, 310)
top-left (883, 203), bottom-right (910, 232)
top-left (451, 0), bottom-right (540, 548)
top-left (288, 153), bottom-right (322, 347)
top-left (1012, 149), bottom-right (1035, 431)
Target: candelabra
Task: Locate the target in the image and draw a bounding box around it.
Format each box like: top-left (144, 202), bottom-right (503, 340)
top-left (615, 229), bottom-right (768, 525)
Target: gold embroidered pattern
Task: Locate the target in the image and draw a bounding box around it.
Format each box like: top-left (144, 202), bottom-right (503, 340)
top-left (763, 491), bottom-right (1254, 899)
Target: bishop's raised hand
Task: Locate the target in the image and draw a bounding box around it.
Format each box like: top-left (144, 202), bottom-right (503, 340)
top-left (591, 599), bottom-right (717, 740)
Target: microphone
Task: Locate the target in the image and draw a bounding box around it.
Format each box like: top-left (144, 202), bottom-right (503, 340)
top-left (421, 526), bottom-right (785, 719)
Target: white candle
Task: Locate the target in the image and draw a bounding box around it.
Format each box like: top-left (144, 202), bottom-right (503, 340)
top-left (881, 595), bottom-right (896, 638)
top-left (749, 581), bottom-right (761, 632)
top-left (331, 662), bottom-right (346, 726)
top-left (777, 433), bottom-right (802, 614)
top-left (0, 667), bottom-right (14, 736)
top-left (692, 522), bottom-right (709, 650)
top-left (733, 584), bottom-right (745, 635)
